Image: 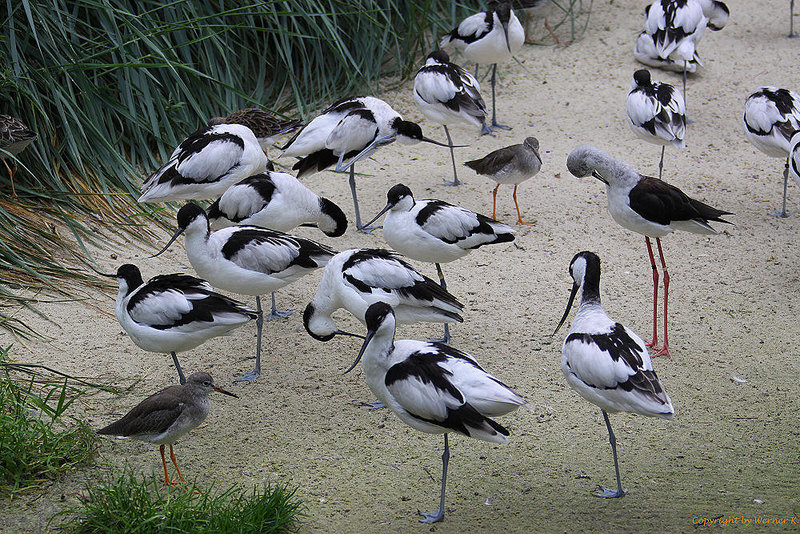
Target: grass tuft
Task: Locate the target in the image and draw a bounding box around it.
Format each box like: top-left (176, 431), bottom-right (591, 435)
top-left (0, 346), bottom-right (98, 496)
top-left (58, 468), bottom-right (304, 534)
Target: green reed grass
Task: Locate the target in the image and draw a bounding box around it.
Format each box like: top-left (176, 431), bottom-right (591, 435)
top-left (0, 0), bottom-right (479, 337)
top-left (58, 468), bottom-right (303, 534)
top-left (0, 346), bottom-right (98, 495)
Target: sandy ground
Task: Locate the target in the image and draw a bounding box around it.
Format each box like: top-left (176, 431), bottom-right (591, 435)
top-left (2, 1), bottom-right (800, 532)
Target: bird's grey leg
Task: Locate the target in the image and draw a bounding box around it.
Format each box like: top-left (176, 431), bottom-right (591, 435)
top-left (490, 64), bottom-right (511, 130)
top-left (418, 433), bottom-right (449, 522)
top-left (658, 146), bottom-right (665, 180)
top-left (171, 352), bottom-right (186, 385)
top-left (266, 291), bottom-right (292, 321)
top-left (777, 161), bottom-right (791, 217)
top-left (790, 0), bottom-right (797, 37)
top-left (351, 165), bottom-right (375, 233)
top-left (442, 126), bottom-right (461, 186)
top-left (236, 296), bottom-right (263, 382)
top-left (429, 264), bottom-right (451, 344)
top-left (594, 411), bottom-right (627, 498)
top-left (682, 61), bottom-right (694, 124)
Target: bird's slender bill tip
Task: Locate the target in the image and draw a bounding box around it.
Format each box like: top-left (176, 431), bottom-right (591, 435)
top-left (214, 386), bottom-right (239, 398)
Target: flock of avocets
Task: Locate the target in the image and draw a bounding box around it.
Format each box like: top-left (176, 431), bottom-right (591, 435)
top-left (0, 0), bottom-right (790, 524)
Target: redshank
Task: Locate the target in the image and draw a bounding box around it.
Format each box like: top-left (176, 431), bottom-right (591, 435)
top-left (97, 372), bottom-right (237, 486)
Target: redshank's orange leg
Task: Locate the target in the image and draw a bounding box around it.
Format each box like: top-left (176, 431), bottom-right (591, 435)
top-left (512, 185), bottom-right (528, 225)
top-left (492, 184), bottom-right (500, 220)
top-left (160, 445), bottom-right (176, 486)
top-left (169, 444), bottom-right (185, 483)
top-left (645, 237), bottom-right (659, 348)
top-left (651, 238), bottom-right (672, 359)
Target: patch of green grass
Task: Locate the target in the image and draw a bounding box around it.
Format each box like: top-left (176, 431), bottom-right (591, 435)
top-left (59, 468), bottom-right (304, 534)
top-left (0, 346), bottom-right (98, 496)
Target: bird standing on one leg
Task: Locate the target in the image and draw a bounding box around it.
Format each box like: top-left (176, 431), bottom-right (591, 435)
top-left (344, 302), bottom-right (531, 523)
top-left (626, 69), bottom-right (686, 180)
top-left (363, 183), bottom-right (514, 343)
top-left (642, 0), bottom-right (708, 116)
top-left (153, 203), bottom-right (336, 382)
top-left (440, 1), bottom-right (524, 131)
top-left (413, 50), bottom-right (489, 185)
top-left (553, 251), bottom-right (674, 498)
top-left (97, 264), bottom-right (256, 384)
top-left (742, 86), bottom-right (800, 217)
top-left (566, 145), bottom-right (732, 359)
top-left (98, 372), bottom-right (237, 486)
top-left (283, 96), bottom-right (450, 232)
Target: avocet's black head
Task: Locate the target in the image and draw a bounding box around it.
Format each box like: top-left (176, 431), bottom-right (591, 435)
top-left (343, 301), bottom-right (396, 374)
top-left (569, 251), bottom-right (601, 287)
top-left (364, 301), bottom-right (394, 332)
top-left (553, 251), bottom-right (601, 335)
top-left (115, 263), bottom-right (144, 289)
top-left (394, 119), bottom-right (424, 143)
top-left (386, 183), bottom-right (414, 208)
top-left (303, 303), bottom-right (334, 342)
top-left (303, 302), bottom-right (365, 342)
top-left (494, 1), bottom-right (512, 23)
top-left (318, 198), bottom-right (348, 237)
top-left (633, 69), bottom-right (651, 87)
top-left (493, 1), bottom-right (514, 53)
top-left (393, 119), bottom-right (461, 148)
top-left (428, 49), bottom-right (450, 64)
top-left (152, 202), bottom-right (208, 258)
top-left (176, 202), bottom-right (207, 230)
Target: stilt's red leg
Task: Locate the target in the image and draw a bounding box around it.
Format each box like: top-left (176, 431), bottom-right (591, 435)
top-left (512, 185), bottom-right (528, 225)
top-left (645, 237), bottom-right (659, 348)
top-left (492, 184), bottom-right (500, 220)
top-left (169, 444), bottom-right (185, 483)
top-left (160, 445), bottom-right (174, 486)
top-left (651, 238), bottom-right (672, 359)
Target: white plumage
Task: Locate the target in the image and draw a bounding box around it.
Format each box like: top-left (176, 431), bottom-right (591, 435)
top-left (742, 87), bottom-right (800, 216)
top-left (626, 69), bottom-right (686, 179)
top-left (567, 145), bottom-right (731, 358)
top-left (364, 183), bottom-right (514, 343)
top-left (107, 264), bottom-right (256, 384)
top-left (139, 124), bottom-right (267, 203)
top-left (440, 1), bottom-right (524, 130)
top-left (302, 248), bottom-right (463, 342)
top-left (413, 50), bottom-right (488, 184)
top-left (554, 251), bottom-right (673, 498)
top-left (154, 203), bottom-right (335, 381)
top-left (366, 184), bottom-right (514, 264)
top-left (413, 51), bottom-right (487, 130)
top-left (633, 31), bottom-right (700, 73)
top-left (345, 301), bottom-right (530, 522)
top-left (206, 171), bottom-right (347, 237)
top-left (440, 2), bottom-right (524, 66)
top-left (790, 131), bottom-right (800, 188)
top-left (644, 0), bottom-right (707, 64)
top-left (283, 96), bottom-right (445, 231)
